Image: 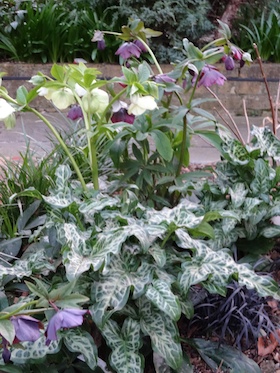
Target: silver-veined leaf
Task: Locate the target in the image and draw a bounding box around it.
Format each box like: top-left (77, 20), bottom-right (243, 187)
top-left (102, 318), bottom-right (144, 373)
top-left (146, 280), bottom-right (181, 321)
top-left (139, 297), bottom-right (183, 370)
top-left (63, 329), bottom-right (97, 370)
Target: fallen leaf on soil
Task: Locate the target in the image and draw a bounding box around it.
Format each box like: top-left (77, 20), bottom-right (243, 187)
top-left (258, 330), bottom-right (280, 356)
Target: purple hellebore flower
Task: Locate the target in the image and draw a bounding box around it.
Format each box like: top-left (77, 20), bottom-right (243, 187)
top-left (11, 315), bottom-right (43, 342)
top-left (111, 108), bottom-right (135, 124)
top-left (196, 65), bottom-right (227, 88)
top-left (115, 42), bottom-right (142, 59)
top-left (133, 40), bottom-right (147, 52)
top-left (1, 337), bottom-right (11, 363)
top-left (224, 55), bottom-right (235, 71)
top-left (46, 308), bottom-right (87, 345)
top-left (154, 74), bottom-right (176, 84)
top-left (92, 30), bottom-right (106, 50)
top-left (67, 105), bottom-right (83, 120)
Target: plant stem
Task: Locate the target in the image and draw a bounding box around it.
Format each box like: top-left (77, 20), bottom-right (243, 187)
top-left (74, 94), bottom-right (99, 190)
top-left (28, 107), bottom-right (88, 191)
top-left (253, 43), bottom-right (276, 134)
top-left (0, 300), bottom-right (38, 320)
top-left (136, 37), bottom-right (163, 74)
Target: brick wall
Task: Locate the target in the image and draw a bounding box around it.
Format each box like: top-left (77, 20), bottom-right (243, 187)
top-left (0, 62), bottom-right (279, 116)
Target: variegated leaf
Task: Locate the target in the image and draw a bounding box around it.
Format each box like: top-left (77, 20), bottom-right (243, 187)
top-left (176, 229), bottom-right (280, 299)
top-left (251, 125), bottom-right (280, 160)
top-left (11, 335), bottom-right (60, 363)
top-left (219, 130), bottom-right (250, 165)
top-left (55, 164), bottom-right (72, 188)
top-left (58, 223), bottom-right (91, 255)
top-left (229, 182), bottom-right (247, 208)
top-left (63, 228), bottom-right (129, 280)
top-left (0, 260), bottom-right (31, 281)
top-left (91, 257), bottom-right (152, 326)
top-left (102, 318), bottom-right (144, 373)
top-left (146, 280), bottom-right (181, 321)
top-left (250, 159), bottom-right (275, 196)
top-left (63, 329), bottom-right (97, 370)
top-left (261, 225), bottom-right (280, 238)
top-left (79, 193), bottom-right (120, 220)
top-left (146, 200), bottom-right (203, 229)
top-left (43, 188), bottom-right (72, 208)
top-left (139, 297), bottom-right (183, 370)
top-left (149, 244), bottom-right (166, 267)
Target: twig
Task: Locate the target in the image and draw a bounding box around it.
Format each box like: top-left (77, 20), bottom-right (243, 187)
top-left (253, 43), bottom-right (276, 134)
top-left (213, 108), bottom-right (240, 139)
top-left (242, 99), bottom-right (251, 144)
top-left (207, 87), bottom-right (245, 144)
top-left (275, 81), bottom-right (280, 133)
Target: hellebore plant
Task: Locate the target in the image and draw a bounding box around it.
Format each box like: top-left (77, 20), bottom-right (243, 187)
top-left (0, 19), bottom-right (251, 199)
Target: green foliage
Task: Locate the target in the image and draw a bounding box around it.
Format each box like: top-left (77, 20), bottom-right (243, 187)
top-left (0, 0), bottom-right (123, 62)
top-left (190, 126), bottom-right (280, 260)
top-left (234, 2), bottom-right (280, 61)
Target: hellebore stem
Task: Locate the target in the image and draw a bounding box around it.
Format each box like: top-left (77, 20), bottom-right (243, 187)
top-left (28, 107), bottom-right (88, 191)
top-left (74, 94), bottom-right (99, 190)
top-left (136, 37), bottom-right (163, 75)
top-left (0, 300), bottom-right (38, 320)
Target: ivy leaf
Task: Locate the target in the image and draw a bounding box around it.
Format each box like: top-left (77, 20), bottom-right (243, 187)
top-left (102, 318), bottom-right (144, 373)
top-left (250, 159), bottom-right (275, 196)
top-left (63, 329), bottom-right (97, 370)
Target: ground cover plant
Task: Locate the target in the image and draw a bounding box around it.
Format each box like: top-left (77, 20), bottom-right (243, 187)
top-left (0, 18), bottom-right (279, 372)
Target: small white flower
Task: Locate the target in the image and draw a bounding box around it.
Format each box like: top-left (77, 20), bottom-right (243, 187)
top-left (128, 94), bottom-right (158, 116)
top-left (75, 83), bottom-right (87, 97)
top-left (37, 87), bottom-right (54, 100)
top-left (242, 52), bottom-right (252, 62)
top-left (112, 100), bottom-right (128, 112)
top-left (0, 99), bottom-right (15, 120)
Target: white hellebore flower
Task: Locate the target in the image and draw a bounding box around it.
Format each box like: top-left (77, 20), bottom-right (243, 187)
top-left (74, 83), bottom-right (87, 97)
top-left (128, 94), bottom-right (158, 116)
top-left (0, 99), bottom-right (15, 120)
top-left (37, 87), bottom-right (55, 100)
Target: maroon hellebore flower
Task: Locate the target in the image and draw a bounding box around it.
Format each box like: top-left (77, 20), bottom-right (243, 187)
top-left (111, 108), bottom-right (135, 124)
top-left (67, 105), bottom-right (83, 120)
top-left (46, 308), bottom-right (87, 345)
top-left (231, 46), bottom-right (242, 60)
top-left (11, 315), bottom-right (43, 342)
top-left (224, 55), bottom-right (235, 71)
top-left (115, 42), bottom-right (142, 59)
top-left (196, 65), bottom-right (227, 88)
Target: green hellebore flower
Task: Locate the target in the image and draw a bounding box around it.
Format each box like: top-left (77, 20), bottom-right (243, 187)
top-left (82, 88), bottom-right (109, 114)
top-left (51, 88), bottom-right (75, 110)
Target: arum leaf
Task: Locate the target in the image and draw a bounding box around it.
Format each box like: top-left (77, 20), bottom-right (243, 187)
top-left (102, 318), bottom-right (144, 373)
top-left (63, 329), bottom-right (97, 370)
top-left (146, 280), bottom-right (181, 321)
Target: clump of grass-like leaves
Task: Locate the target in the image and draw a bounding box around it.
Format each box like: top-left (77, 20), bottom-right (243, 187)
top-left (189, 281), bottom-right (277, 349)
